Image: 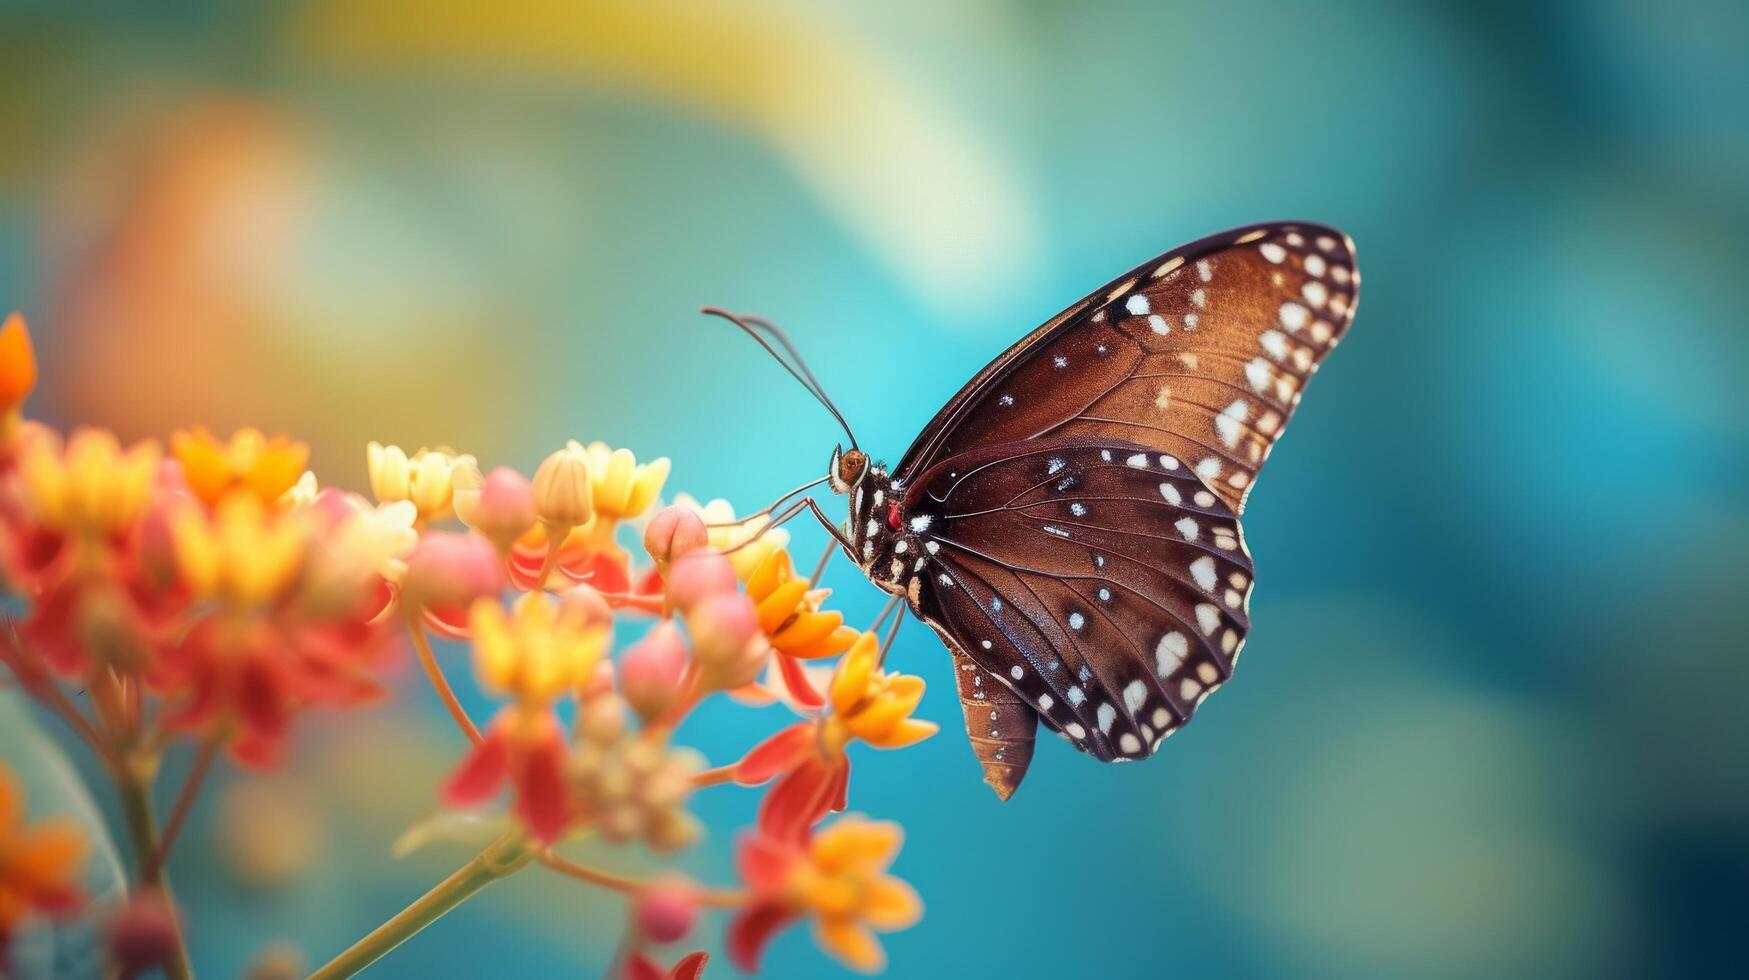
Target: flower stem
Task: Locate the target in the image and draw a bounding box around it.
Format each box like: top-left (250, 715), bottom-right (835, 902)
top-left (115, 753), bottom-right (195, 980)
top-left (538, 852), bottom-right (747, 908)
top-left (691, 764), bottom-right (737, 787)
top-left (147, 735), bottom-right (221, 881)
top-left (408, 617), bottom-right (483, 745)
top-left (308, 833), bottom-right (535, 980)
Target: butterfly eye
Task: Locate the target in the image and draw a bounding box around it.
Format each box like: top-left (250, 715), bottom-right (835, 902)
top-left (838, 449), bottom-right (868, 487)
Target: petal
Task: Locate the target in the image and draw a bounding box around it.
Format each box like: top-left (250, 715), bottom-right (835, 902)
top-left (755, 579), bottom-right (810, 634)
top-left (735, 831), bottom-right (796, 892)
top-left (734, 723), bottom-right (812, 786)
top-left (726, 901), bottom-right (796, 973)
top-left (625, 955), bottom-right (663, 980)
top-left (815, 918), bottom-right (886, 973)
top-left (861, 876), bottom-right (924, 931)
top-left (441, 728), bottom-right (511, 806)
top-left (758, 759), bottom-right (842, 842)
top-left (668, 950), bottom-right (709, 980)
top-left (830, 637), bottom-right (877, 715)
top-left (774, 654), bottom-right (824, 710)
top-left (513, 729), bottom-right (571, 844)
top-left (865, 718), bottom-right (939, 750)
top-left (12, 821), bottom-right (84, 892)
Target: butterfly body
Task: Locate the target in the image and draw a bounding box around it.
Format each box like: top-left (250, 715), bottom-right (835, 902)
top-left (817, 221), bottom-right (1358, 798)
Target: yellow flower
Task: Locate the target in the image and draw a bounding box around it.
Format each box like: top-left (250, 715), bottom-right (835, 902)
top-left (19, 428), bottom-right (161, 537)
top-left (173, 494), bottom-right (311, 608)
top-left (531, 441), bottom-right (593, 529)
top-left (0, 311), bottom-right (37, 415)
top-left (673, 493), bottom-right (789, 580)
top-left (825, 633), bottom-right (937, 751)
top-left (0, 762), bottom-right (85, 942)
top-left (580, 441), bottom-right (669, 522)
top-left (367, 442), bottom-right (476, 522)
top-left (171, 426), bottom-right (310, 508)
top-left (746, 548), bottom-right (858, 660)
top-left (789, 817), bottom-right (922, 973)
top-left (469, 592), bottom-right (608, 707)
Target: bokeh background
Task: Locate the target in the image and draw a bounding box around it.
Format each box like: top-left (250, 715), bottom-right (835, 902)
top-left (3, 1), bottom-right (1746, 977)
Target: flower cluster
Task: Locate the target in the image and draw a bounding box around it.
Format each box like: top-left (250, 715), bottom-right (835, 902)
top-left (0, 317), bottom-right (402, 768)
top-left (0, 309), bottom-right (936, 976)
top-left (399, 431), bottom-right (935, 972)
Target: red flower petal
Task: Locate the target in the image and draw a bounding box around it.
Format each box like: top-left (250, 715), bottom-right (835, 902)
top-left (669, 951), bottom-right (709, 980)
top-left (735, 831), bottom-right (795, 893)
top-left (757, 757), bottom-right (845, 843)
top-left (774, 654), bottom-right (824, 710)
top-left (422, 603), bottom-right (473, 640)
top-left (625, 955), bottom-right (662, 980)
top-left (734, 723), bottom-right (812, 786)
top-left (514, 729), bottom-right (571, 844)
top-left (727, 901), bottom-right (796, 973)
top-left (441, 728), bottom-right (511, 806)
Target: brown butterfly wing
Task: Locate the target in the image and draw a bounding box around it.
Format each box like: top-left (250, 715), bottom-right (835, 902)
top-left (905, 440), bottom-right (1254, 775)
top-left (895, 221), bottom-right (1359, 513)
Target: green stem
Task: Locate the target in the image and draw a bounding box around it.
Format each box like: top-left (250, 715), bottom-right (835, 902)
top-left (307, 833), bottom-right (536, 980)
top-left (115, 753), bottom-right (195, 980)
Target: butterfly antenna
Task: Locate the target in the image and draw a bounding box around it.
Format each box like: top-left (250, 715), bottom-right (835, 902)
top-left (700, 307), bottom-right (859, 450)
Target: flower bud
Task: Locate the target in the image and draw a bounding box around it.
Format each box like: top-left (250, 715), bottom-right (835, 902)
top-left (620, 621), bottom-right (689, 722)
top-left (109, 890), bottom-right (180, 980)
top-left (664, 552), bottom-right (736, 611)
top-left (400, 531), bottom-right (501, 612)
top-left (455, 465), bottom-right (536, 553)
top-left (634, 875), bottom-right (699, 943)
top-left (643, 505), bottom-right (708, 571)
top-left (532, 441), bottom-right (592, 530)
top-left (687, 594), bottom-right (767, 691)
top-left (558, 583), bottom-right (614, 631)
top-left (579, 690), bottom-right (628, 747)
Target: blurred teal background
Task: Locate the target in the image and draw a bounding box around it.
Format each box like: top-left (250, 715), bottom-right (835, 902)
top-left (3, 0), bottom-right (1746, 976)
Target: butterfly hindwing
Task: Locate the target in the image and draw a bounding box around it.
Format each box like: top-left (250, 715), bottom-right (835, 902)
top-left (906, 440), bottom-right (1255, 765)
top-left (896, 222), bottom-right (1359, 513)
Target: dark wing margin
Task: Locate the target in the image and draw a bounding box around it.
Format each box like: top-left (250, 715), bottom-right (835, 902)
top-left (909, 440), bottom-right (1255, 792)
top-left (894, 221), bottom-right (1359, 513)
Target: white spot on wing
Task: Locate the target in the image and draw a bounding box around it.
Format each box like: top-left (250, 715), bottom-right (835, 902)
top-left (1125, 294), bottom-right (1151, 316)
top-left (1123, 680), bottom-right (1147, 714)
top-left (1159, 483), bottom-right (1182, 505)
top-left (1125, 453), bottom-right (1149, 468)
top-left (1097, 702), bottom-right (1116, 734)
top-left (1189, 556), bottom-right (1217, 591)
top-left (1175, 516), bottom-right (1199, 540)
top-left (1195, 603), bottom-right (1221, 634)
top-left (1260, 242), bottom-right (1287, 263)
top-left (1279, 302), bottom-right (1310, 332)
top-left (1156, 632), bottom-right (1188, 675)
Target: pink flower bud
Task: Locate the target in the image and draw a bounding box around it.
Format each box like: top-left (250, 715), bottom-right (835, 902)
top-left (401, 531), bottom-right (501, 612)
top-left (456, 466), bottom-right (536, 553)
top-left (578, 657), bottom-right (616, 702)
top-left (643, 505), bottom-right (708, 569)
top-left (687, 593), bottom-right (766, 690)
top-left (620, 621), bottom-right (689, 721)
top-left (634, 875), bottom-right (699, 943)
top-left (558, 583), bottom-right (613, 630)
top-left (664, 552), bottom-right (736, 611)
top-left (110, 889), bottom-right (180, 980)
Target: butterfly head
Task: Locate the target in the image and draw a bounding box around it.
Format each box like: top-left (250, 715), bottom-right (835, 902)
top-left (827, 445), bottom-right (869, 495)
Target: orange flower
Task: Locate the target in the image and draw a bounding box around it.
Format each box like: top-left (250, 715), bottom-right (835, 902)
top-left (171, 427), bottom-right (310, 508)
top-left (0, 763), bottom-right (85, 953)
top-left (745, 548), bottom-right (858, 661)
top-left (735, 632), bottom-right (936, 840)
top-left (0, 312), bottom-right (37, 424)
top-left (729, 816), bottom-right (922, 973)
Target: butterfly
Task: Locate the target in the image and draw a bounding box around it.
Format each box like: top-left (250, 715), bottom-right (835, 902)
top-left (710, 221), bottom-right (1358, 799)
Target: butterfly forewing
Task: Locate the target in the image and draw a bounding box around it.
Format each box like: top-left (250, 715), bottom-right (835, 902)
top-left (896, 222), bottom-right (1358, 513)
top-left (907, 441), bottom-right (1255, 764)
